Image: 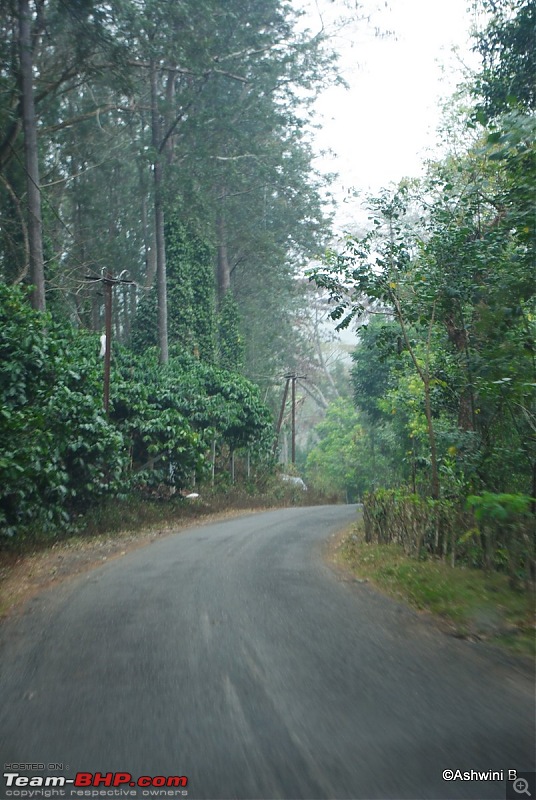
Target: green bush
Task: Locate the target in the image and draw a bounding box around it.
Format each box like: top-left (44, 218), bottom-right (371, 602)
top-left (112, 349), bottom-right (273, 483)
top-left (363, 486), bottom-right (534, 584)
top-left (0, 286), bottom-right (126, 537)
top-left (465, 492), bottom-right (535, 584)
top-left (0, 285), bottom-right (275, 540)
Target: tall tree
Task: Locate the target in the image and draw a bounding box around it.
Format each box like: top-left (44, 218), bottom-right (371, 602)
top-left (1, 0), bottom-right (341, 385)
top-left (18, 0), bottom-right (45, 310)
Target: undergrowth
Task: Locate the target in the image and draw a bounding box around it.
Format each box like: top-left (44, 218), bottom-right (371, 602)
top-left (0, 482), bottom-right (340, 555)
top-left (339, 523), bottom-right (535, 658)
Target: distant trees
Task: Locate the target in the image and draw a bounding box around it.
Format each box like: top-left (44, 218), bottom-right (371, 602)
top-left (1, 0), bottom-right (339, 376)
top-left (305, 397), bottom-right (364, 502)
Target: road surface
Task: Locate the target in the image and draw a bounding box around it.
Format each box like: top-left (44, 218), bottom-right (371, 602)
top-left (0, 505), bottom-right (534, 799)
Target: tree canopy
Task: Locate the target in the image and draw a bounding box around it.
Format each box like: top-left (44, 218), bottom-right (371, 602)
top-left (307, 0), bottom-right (534, 576)
top-left (0, 0), bottom-right (340, 375)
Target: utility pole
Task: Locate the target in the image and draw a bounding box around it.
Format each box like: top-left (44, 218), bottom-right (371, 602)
top-left (85, 270), bottom-right (135, 414)
top-left (274, 374), bottom-right (306, 463)
top-left (291, 374), bottom-right (296, 464)
top-left (103, 271), bottom-right (113, 414)
top-left (273, 375), bottom-right (291, 456)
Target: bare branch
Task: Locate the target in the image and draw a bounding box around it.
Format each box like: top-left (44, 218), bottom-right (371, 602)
top-left (213, 154), bottom-right (259, 162)
top-left (41, 104), bottom-right (135, 134)
top-left (0, 173), bottom-right (29, 283)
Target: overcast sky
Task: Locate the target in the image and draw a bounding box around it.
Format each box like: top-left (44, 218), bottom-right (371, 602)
top-left (296, 0), bottom-right (481, 343)
top-left (299, 0), bottom-right (479, 229)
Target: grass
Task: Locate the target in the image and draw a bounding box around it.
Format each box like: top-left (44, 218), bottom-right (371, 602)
top-left (338, 523), bottom-right (535, 659)
top-left (0, 482), bottom-right (340, 555)
top-left (77, 483), bottom-right (339, 536)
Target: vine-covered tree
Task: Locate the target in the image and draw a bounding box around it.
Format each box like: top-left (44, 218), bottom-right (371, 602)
top-left (131, 214), bottom-right (216, 362)
top-left (1, 0), bottom-right (340, 381)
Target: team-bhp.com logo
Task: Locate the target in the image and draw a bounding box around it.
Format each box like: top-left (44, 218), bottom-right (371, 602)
top-left (76, 774), bottom-right (187, 790)
top-left (4, 771), bottom-right (188, 791)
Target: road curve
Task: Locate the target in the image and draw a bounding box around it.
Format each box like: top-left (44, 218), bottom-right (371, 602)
top-left (0, 505), bottom-right (533, 800)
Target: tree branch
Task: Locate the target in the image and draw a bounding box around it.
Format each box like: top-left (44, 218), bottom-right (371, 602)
top-left (41, 104), bottom-right (135, 134)
top-left (0, 173), bottom-right (29, 283)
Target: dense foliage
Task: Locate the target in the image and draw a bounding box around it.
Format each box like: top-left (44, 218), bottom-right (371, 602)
top-left (0, 286), bottom-right (126, 536)
top-left (0, 285), bottom-right (273, 538)
top-left (307, 0), bottom-right (535, 578)
top-left (131, 215), bottom-right (217, 361)
top-left (0, 0), bottom-right (348, 538)
top-left (0, 0), bottom-right (339, 380)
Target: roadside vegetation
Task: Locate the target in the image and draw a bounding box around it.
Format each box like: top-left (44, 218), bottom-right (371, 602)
top-left (338, 523), bottom-right (535, 658)
top-left (306, 0), bottom-right (535, 629)
top-left (0, 0), bottom-right (533, 645)
top-left (1, 0), bottom-right (347, 550)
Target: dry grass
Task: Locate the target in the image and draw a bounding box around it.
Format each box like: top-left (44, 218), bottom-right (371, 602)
top-left (0, 484), bottom-right (340, 618)
top-left (336, 523), bottom-right (536, 658)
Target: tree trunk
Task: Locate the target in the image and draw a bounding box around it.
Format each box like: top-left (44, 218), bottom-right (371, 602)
top-left (164, 68), bottom-right (176, 165)
top-left (393, 291), bottom-right (440, 499)
top-left (150, 60), bottom-right (168, 363)
top-left (217, 202), bottom-right (231, 302)
top-left (19, 0), bottom-right (45, 311)
top-left (423, 378), bottom-right (440, 500)
top-left (313, 302), bottom-right (339, 397)
top-left (141, 187), bottom-right (156, 288)
top-left (445, 312), bottom-right (475, 431)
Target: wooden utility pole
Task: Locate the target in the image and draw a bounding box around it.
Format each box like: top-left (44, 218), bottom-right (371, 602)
top-left (273, 374), bottom-right (306, 463)
top-left (85, 271), bottom-right (135, 414)
top-left (291, 374), bottom-right (296, 464)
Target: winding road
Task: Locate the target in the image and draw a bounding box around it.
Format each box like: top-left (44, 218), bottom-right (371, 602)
top-left (0, 505), bottom-right (534, 799)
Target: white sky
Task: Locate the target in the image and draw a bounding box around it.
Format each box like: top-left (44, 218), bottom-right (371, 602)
top-left (299, 0), bottom-right (480, 229)
top-left (296, 0), bottom-right (481, 344)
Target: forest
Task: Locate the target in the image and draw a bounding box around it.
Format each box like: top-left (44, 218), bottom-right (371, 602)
top-left (307, 0), bottom-right (535, 583)
top-left (0, 0), bottom-right (534, 583)
top-left (1, 0), bottom-right (341, 537)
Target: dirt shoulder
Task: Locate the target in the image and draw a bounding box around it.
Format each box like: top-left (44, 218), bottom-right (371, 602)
top-left (0, 508), bottom-right (260, 620)
top-left (326, 522), bottom-right (535, 663)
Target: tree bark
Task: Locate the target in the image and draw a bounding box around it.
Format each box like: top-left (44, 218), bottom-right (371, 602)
top-left (445, 311), bottom-right (475, 431)
top-left (392, 291), bottom-right (440, 500)
top-left (19, 0), bottom-right (45, 311)
top-left (313, 301), bottom-right (339, 397)
top-left (139, 163), bottom-right (156, 288)
top-left (164, 67), bottom-right (176, 165)
top-left (150, 59), bottom-right (168, 363)
top-left (217, 202), bottom-right (231, 302)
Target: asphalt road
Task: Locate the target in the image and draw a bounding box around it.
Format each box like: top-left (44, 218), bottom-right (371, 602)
top-left (0, 505), bottom-right (534, 800)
